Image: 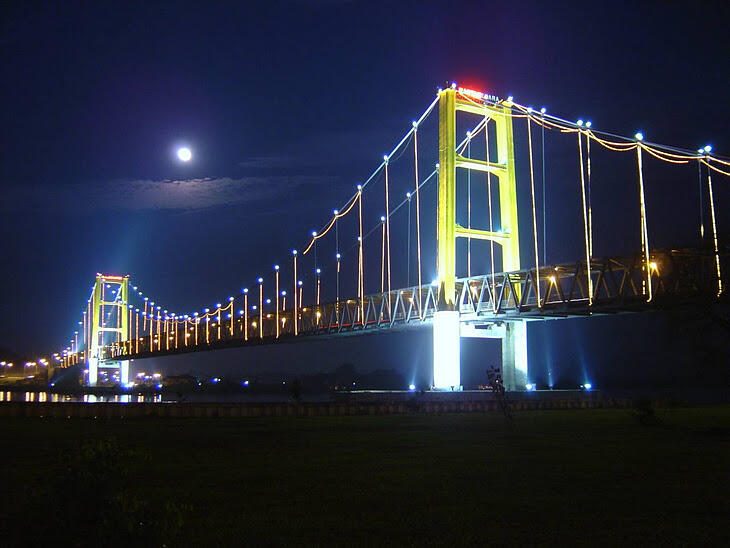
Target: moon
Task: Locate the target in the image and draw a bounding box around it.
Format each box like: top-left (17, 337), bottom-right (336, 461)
top-left (177, 147), bottom-right (192, 162)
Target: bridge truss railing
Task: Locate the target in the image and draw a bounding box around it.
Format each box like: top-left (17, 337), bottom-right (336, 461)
top-left (98, 247), bottom-right (724, 361)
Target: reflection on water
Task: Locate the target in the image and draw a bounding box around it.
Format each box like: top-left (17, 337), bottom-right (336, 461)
top-left (0, 391), bottom-right (164, 403)
top-left (0, 391), bottom-right (329, 403)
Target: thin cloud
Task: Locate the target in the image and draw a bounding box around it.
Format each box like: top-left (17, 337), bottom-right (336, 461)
top-left (3, 175), bottom-right (334, 212)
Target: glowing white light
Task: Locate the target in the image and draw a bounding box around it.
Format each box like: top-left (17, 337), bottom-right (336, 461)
top-left (525, 383), bottom-right (536, 391)
top-left (274, 265), bottom-right (279, 271)
top-left (412, 121), bottom-right (418, 128)
top-left (506, 95), bottom-right (514, 102)
top-left (635, 132), bottom-right (644, 141)
top-left (333, 209), bottom-right (338, 215)
top-left (585, 121), bottom-right (592, 128)
top-left (383, 154), bottom-right (389, 162)
top-left (408, 384), bottom-right (416, 391)
top-left (577, 119), bottom-right (584, 127)
top-left (406, 192), bottom-right (411, 198)
top-left (433, 311), bottom-right (460, 389)
top-left (316, 268), bottom-right (321, 274)
top-left (336, 253), bottom-right (341, 259)
top-left (704, 145), bottom-right (712, 153)
top-left (177, 147), bottom-right (192, 162)
top-left (583, 383), bottom-right (592, 390)
top-left (312, 231), bottom-right (317, 237)
top-left (540, 107), bottom-right (547, 114)
top-left (381, 215), bottom-right (386, 222)
top-left (257, 277), bottom-right (263, 284)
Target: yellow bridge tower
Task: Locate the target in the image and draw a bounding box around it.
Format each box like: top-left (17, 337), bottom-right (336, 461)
top-left (433, 87), bottom-right (527, 390)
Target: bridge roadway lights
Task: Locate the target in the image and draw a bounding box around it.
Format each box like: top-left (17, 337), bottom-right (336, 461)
top-left (432, 310), bottom-right (461, 390)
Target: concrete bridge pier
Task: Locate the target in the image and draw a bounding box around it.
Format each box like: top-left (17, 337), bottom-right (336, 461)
top-left (437, 319), bottom-right (528, 391)
top-left (501, 321), bottom-right (528, 391)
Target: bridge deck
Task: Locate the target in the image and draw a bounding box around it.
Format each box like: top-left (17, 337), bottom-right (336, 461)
top-left (95, 247), bottom-right (723, 362)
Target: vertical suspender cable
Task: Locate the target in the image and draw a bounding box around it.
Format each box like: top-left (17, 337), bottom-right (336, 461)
top-left (577, 131), bottom-right (594, 305)
top-left (380, 219), bottom-right (386, 292)
top-left (587, 134), bottom-right (594, 256)
top-left (706, 164), bottom-right (723, 295)
top-left (293, 252), bottom-right (298, 335)
top-left (467, 136), bottom-right (472, 277)
top-left (244, 293), bottom-right (248, 341)
top-left (413, 127), bottom-right (423, 317)
top-left (358, 190), bottom-right (365, 324)
top-left (542, 112), bottom-right (547, 265)
top-left (485, 115), bottom-right (496, 312)
top-left (697, 161), bottom-right (705, 241)
top-left (384, 160), bottom-right (392, 313)
top-left (635, 144), bottom-right (652, 301)
top-left (407, 195), bottom-right (411, 287)
top-left (527, 115), bottom-right (541, 307)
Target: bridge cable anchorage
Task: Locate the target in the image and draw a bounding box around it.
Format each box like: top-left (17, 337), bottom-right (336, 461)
top-left (705, 163), bottom-right (723, 296)
top-left (577, 129), bottom-right (594, 306)
top-left (526, 113), bottom-right (542, 308)
top-left (413, 126), bottom-right (423, 318)
top-left (484, 113), bottom-right (497, 313)
top-left (635, 143), bottom-right (653, 302)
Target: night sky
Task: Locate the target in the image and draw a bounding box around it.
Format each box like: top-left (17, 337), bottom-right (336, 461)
top-left (2, 1), bottom-right (728, 388)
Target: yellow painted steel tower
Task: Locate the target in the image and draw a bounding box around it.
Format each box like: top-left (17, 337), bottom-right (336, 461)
top-left (433, 87), bottom-right (526, 390)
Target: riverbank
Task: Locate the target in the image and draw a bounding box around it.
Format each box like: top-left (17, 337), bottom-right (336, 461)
top-left (1, 406), bottom-right (728, 546)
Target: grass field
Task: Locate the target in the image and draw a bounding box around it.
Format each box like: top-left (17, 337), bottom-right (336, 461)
top-left (1, 406), bottom-right (728, 546)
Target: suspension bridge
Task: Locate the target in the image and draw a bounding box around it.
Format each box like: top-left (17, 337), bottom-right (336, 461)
top-left (43, 84), bottom-right (728, 390)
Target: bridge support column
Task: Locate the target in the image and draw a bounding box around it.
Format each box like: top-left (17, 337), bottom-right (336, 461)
top-left (88, 357), bottom-right (99, 386)
top-left (432, 310), bottom-right (461, 390)
top-left (501, 321), bottom-right (527, 391)
top-left (120, 360), bottom-right (129, 386)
